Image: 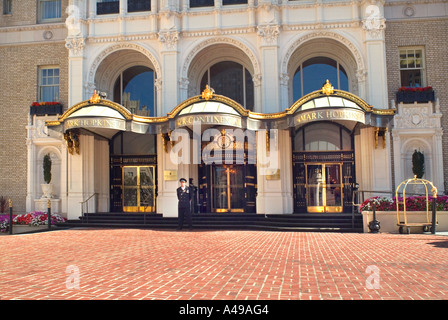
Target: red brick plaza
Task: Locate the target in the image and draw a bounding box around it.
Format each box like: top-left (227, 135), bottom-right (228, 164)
top-left (1, 228), bottom-right (447, 302)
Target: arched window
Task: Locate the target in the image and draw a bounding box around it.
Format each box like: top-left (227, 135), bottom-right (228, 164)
top-left (200, 61), bottom-right (254, 111)
top-left (294, 122), bottom-right (352, 152)
top-left (113, 66), bottom-right (155, 117)
top-left (293, 57), bottom-right (349, 100)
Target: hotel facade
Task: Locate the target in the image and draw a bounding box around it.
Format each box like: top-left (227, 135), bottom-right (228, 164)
top-left (0, 0), bottom-right (447, 225)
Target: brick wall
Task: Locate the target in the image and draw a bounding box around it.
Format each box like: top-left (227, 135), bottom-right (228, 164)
top-left (0, 0), bottom-right (69, 27)
top-left (385, 19), bottom-right (448, 190)
top-left (0, 42), bottom-right (68, 213)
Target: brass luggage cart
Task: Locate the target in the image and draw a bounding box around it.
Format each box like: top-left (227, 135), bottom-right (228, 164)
top-left (395, 176), bottom-right (438, 234)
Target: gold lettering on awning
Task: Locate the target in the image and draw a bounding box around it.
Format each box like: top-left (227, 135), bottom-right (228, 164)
top-left (175, 114), bottom-right (242, 128)
top-left (64, 118), bottom-right (126, 131)
top-left (294, 108), bottom-right (365, 126)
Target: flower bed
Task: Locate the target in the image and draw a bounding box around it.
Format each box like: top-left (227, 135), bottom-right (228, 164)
top-left (360, 195), bottom-right (448, 212)
top-left (0, 211), bottom-right (66, 233)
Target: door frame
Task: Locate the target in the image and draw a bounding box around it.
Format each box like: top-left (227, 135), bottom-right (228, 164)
top-left (305, 162), bottom-right (343, 213)
top-left (122, 165), bottom-right (156, 213)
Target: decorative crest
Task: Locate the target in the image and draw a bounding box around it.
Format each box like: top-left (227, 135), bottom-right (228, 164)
top-left (201, 85), bottom-right (215, 101)
top-left (90, 90), bottom-right (101, 104)
top-left (322, 80), bottom-right (334, 96)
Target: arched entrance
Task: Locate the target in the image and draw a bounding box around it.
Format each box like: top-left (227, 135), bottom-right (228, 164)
top-left (288, 81), bottom-right (372, 213)
top-left (292, 122), bottom-right (355, 213)
top-left (169, 88), bottom-right (257, 214)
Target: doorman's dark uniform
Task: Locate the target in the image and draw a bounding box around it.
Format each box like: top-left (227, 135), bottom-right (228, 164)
top-left (177, 184), bottom-right (193, 230)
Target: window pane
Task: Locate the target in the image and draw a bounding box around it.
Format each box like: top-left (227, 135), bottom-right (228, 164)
top-left (114, 66), bottom-right (155, 117)
top-left (41, 0), bottom-right (61, 20)
top-left (128, 0), bottom-right (151, 12)
top-left (40, 68), bottom-right (60, 101)
top-left (190, 0), bottom-right (214, 8)
top-left (293, 67), bottom-right (302, 101)
top-left (302, 63), bottom-right (337, 96)
top-left (401, 69), bottom-right (422, 87)
top-left (339, 65), bottom-right (349, 91)
top-left (304, 123), bottom-right (341, 151)
top-left (223, 0), bottom-right (247, 4)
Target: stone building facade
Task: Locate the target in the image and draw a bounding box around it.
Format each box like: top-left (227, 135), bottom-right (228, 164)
top-left (0, 0), bottom-right (446, 220)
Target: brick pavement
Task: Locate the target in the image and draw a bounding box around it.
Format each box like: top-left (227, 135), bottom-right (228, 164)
top-left (0, 228), bottom-right (447, 300)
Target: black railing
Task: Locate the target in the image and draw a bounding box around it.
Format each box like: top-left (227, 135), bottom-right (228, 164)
top-left (128, 0), bottom-right (151, 12)
top-left (97, 1), bottom-right (119, 15)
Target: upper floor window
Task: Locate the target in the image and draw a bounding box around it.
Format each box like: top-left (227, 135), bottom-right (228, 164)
top-left (399, 48), bottom-right (425, 88)
top-left (190, 0), bottom-right (247, 7)
top-left (200, 61), bottom-right (254, 111)
top-left (128, 0), bottom-right (151, 13)
top-left (3, 0), bottom-right (12, 14)
top-left (293, 57), bottom-right (348, 100)
top-left (39, 67), bottom-right (60, 102)
top-left (190, 0), bottom-right (214, 8)
top-left (223, 0), bottom-right (247, 4)
top-left (97, 0), bottom-right (119, 15)
top-left (114, 66), bottom-right (156, 117)
top-left (38, 0), bottom-right (61, 22)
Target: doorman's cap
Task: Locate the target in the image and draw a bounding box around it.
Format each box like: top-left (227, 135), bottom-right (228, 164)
top-left (179, 178), bottom-right (187, 183)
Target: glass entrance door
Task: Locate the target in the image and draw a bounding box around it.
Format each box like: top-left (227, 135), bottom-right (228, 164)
top-left (123, 166), bottom-right (155, 212)
top-left (306, 163), bottom-right (343, 213)
top-left (212, 164), bottom-right (244, 212)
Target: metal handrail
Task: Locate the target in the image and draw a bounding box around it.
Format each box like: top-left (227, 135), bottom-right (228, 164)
top-left (80, 193), bottom-right (98, 223)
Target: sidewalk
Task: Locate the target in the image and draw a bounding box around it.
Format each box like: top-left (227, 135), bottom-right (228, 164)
top-left (0, 228), bottom-right (447, 300)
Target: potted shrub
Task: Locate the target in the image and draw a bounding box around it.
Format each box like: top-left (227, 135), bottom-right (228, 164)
top-left (41, 153), bottom-right (53, 198)
top-left (412, 150), bottom-right (425, 179)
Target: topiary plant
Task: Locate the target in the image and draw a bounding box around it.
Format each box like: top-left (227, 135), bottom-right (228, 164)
top-left (412, 150), bottom-right (425, 179)
top-left (43, 153), bottom-right (52, 184)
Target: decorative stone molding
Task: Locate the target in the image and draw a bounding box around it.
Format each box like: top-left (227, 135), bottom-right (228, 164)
top-left (257, 24), bottom-right (280, 46)
top-left (158, 30), bottom-right (179, 51)
top-left (65, 36), bottom-right (85, 56)
top-left (88, 42), bottom-right (162, 92)
top-left (281, 31), bottom-right (365, 80)
top-left (362, 4), bottom-right (386, 39)
top-left (182, 37), bottom-right (260, 83)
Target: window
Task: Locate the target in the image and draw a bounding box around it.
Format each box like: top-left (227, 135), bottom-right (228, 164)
top-left (223, 0), bottom-right (247, 4)
top-left (190, 0), bottom-right (214, 8)
top-left (114, 66), bottom-right (156, 117)
top-left (399, 48), bottom-right (425, 87)
top-left (39, 0), bottom-right (61, 22)
top-left (293, 57), bottom-right (348, 100)
top-left (3, 0), bottom-right (12, 14)
top-left (293, 123), bottom-right (352, 152)
top-left (39, 67), bottom-right (60, 102)
top-left (97, 0), bottom-right (119, 15)
top-left (200, 61), bottom-right (254, 110)
top-left (128, 0), bottom-right (151, 13)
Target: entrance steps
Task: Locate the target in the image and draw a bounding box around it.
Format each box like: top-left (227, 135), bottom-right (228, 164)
top-left (57, 212), bottom-right (364, 232)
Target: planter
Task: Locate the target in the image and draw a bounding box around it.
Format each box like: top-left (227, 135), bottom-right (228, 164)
top-left (41, 183), bottom-right (54, 199)
top-left (396, 90), bottom-right (435, 103)
top-left (30, 104), bottom-right (62, 116)
top-left (11, 225), bottom-right (48, 234)
top-left (362, 210), bottom-right (448, 233)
